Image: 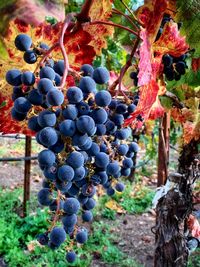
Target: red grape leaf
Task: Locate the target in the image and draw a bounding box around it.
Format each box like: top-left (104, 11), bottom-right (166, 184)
top-left (192, 58), bottom-right (200, 72)
top-left (153, 21), bottom-right (189, 57)
top-left (138, 29), bottom-right (152, 86)
top-left (187, 215), bottom-right (200, 238)
top-left (83, 0), bottom-right (114, 55)
top-left (124, 80), bottom-right (166, 127)
top-left (136, 0), bottom-right (168, 42)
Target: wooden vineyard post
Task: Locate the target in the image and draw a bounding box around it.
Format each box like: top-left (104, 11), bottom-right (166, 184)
top-left (22, 136), bottom-right (32, 217)
top-left (157, 112), bottom-right (170, 187)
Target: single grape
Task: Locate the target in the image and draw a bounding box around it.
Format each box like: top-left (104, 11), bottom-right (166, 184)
top-left (82, 210), bottom-right (93, 222)
top-left (82, 184), bottom-right (96, 197)
top-left (92, 67), bottom-right (110, 84)
top-left (49, 227), bottom-right (66, 247)
top-left (175, 61), bottom-right (186, 75)
top-left (115, 128), bottom-right (131, 140)
top-left (62, 214), bottom-right (77, 227)
top-left (106, 187), bottom-right (115, 196)
top-left (118, 144), bottom-right (129, 156)
top-left (53, 60), bottom-right (64, 76)
top-left (96, 124), bottom-right (106, 136)
top-left (63, 198), bottom-right (80, 215)
top-left (38, 127), bottom-right (58, 147)
top-left (46, 89), bottom-right (64, 106)
top-left (68, 184), bottom-right (80, 197)
top-left (66, 251), bottom-right (76, 263)
top-left (15, 34), bottom-right (32, 51)
top-left (73, 166), bottom-right (86, 181)
top-left (37, 233), bottom-right (49, 245)
top-left (58, 165), bottom-right (74, 182)
top-left (76, 115), bottom-right (95, 135)
top-left (129, 142), bottom-right (139, 153)
top-left (91, 108), bottom-right (108, 124)
top-left (79, 76), bottom-right (96, 93)
top-left (79, 137), bottom-right (92, 150)
top-left (49, 199), bottom-right (64, 211)
top-left (115, 182), bottom-right (125, 192)
top-left (21, 71), bottom-right (35, 85)
top-left (128, 104), bottom-right (136, 114)
top-left (38, 149), bottom-right (56, 167)
top-left (72, 133), bottom-right (89, 147)
top-left (37, 110), bottom-right (57, 128)
top-left (111, 113), bottom-right (124, 126)
top-left (129, 71), bottom-right (138, 80)
top-left (28, 116), bottom-right (42, 132)
top-left (122, 157), bottom-right (134, 168)
top-left (37, 78), bottom-right (55, 95)
top-left (95, 152), bottom-right (109, 168)
top-left (23, 50), bottom-right (37, 64)
top-left (38, 188), bottom-right (53, 206)
top-left (76, 101), bottom-right (90, 116)
top-left (116, 103), bottom-right (127, 114)
top-left (106, 161), bottom-right (121, 175)
top-left (40, 66), bottom-right (56, 80)
top-left (67, 151), bottom-right (84, 169)
top-left (6, 69), bottom-right (22, 86)
top-left (43, 166), bottom-right (57, 181)
top-left (54, 73), bottom-right (61, 86)
top-left (80, 64), bottom-right (94, 76)
top-left (59, 119), bottom-right (76, 137)
top-left (11, 108), bottom-right (26, 121)
top-left (14, 97), bottom-right (32, 114)
top-left (83, 198), bottom-right (96, 210)
top-left (62, 104), bottom-right (78, 120)
top-left (67, 86), bottom-right (83, 104)
top-left (28, 89), bottom-right (43, 105)
top-left (95, 90), bottom-right (111, 107)
top-left (76, 228), bottom-right (88, 244)
top-left (162, 54), bottom-right (173, 67)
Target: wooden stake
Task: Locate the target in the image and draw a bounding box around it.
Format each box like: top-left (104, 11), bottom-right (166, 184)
top-left (23, 136), bottom-right (32, 217)
top-left (157, 112), bottom-right (170, 187)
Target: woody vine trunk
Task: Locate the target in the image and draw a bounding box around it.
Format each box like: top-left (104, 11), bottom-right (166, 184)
top-left (154, 139), bottom-right (200, 267)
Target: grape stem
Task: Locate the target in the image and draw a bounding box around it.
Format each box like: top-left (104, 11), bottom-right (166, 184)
top-left (89, 20), bottom-right (139, 37)
top-left (58, 14), bottom-right (74, 89)
top-left (110, 37), bottom-right (140, 99)
top-left (48, 189), bottom-right (61, 231)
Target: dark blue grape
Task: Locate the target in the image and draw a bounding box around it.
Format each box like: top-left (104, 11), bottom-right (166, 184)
top-left (76, 115), bottom-right (95, 135)
top-left (14, 97), bottom-right (32, 113)
top-left (62, 104), bottom-right (78, 120)
top-left (37, 110), bottom-right (57, 127)
top-left (21, 71), bottom-right (35, 85)
top-left (49, 138), bottom-right (64, 153)
top-left (58, 165), bottom-right (74, 182)
top-left (24, 50), bottom-right (37, 64)
top-left (86, 142), bottom-right (100, 156)
top-left (38, 127), bottom-right (58, 147)
top-left (92, 67), bottom-right (110, 84)
top-left (82, 210), bottom-right (93, 222)
top-left (59, 119), bottom-right (76, 137)
top-left (76, 228), bottom-right (88, 244)
top-left (96, 124), bottom-right (106, 136)
top-left (84, 198), bottom-right (96, 210)
top-left (66, 251), bottom-right (76, 263)
top-left (54, 73), bottom-right (61, 86)
top-left (111, 113), bottom-right (124, 126)
top-left (106, 187), bottom-right (115, 196)
top-left (129, 71), bottom-right (138, 80)
top-left (67, 86), bottom-right (83, 104)
top-left (43, 166), bottom-right (57, 181)
top-left (175, 61), bottom-right (186, 75)
top-left (91, 108), bottom-right (108, 124)
top-left (80, 64), bottom-right (94, 76)
top-left (37, 78), bottom-right (55, 95)
top-left (15, 34), bottom-right (32, 51)
top-left (55, 180), bottom-right (72, 193)
top-left (78, 137), bottom-right (92, 150)
top-left (38, 149), bottom-right (56, 167)
top-left (72, 133), bottom-right (89, 147)
top-left (62, 214), bottom-right (77, 227)
top-left (118, 144), bottom-right (129, 155)
top-left (28, 116), bottom-right (42, 132)
top-left (49, 199), bottom-right (64, 211)
top-left (128, 104), bottom-right (136, 114)
top-left (11, 108), bottom-right (26, 121)
top-left (122, 157), bottom-right (133, 168)
top-left (106, 161), bottom-right (121, 175)
top-left (78, 193), bottom-right (88, 205)
top-left (79, 76), bottom-right (96, 93)
top-left (105, 120), bottom-right (117, 134)
top-left (95, 90), bottom-right (111, 107)
top-left (73, 166), bottom-right (86, 181)
top-left (116, 103), bottom-right (127, 114)
top-left (115, 182), bottom-right (125, 192)
top-left (108, 99), bottom-right (117, 110)
top-left (76, 101), bottom-right (90, 115)
top-left (46, 89), bottom-right (64, 106)
top-left (68, 184), bottom-right (80, 197)
top-left (67, 151), bottom-right (84, 169)
top-left (6, 69), bottom-right (22, 86)
top-left (98, 171), bottom-right (108, 185)
top-left (28, 89), bottom-right (43, 105)
top-left (129, 142), bottom-right (139, 153)
top-left (37, 233), bottom-right (49, 245)
top-left (49, 227), bottom-right (66, 246)
top-left (115, 128), bottom-right (131, 140)
top-left (38, 188), bottom-right (53, 206)
top-left (40, 66), bottom-right (55, 80)
top-left (53, 60), bottom-right (64, 76)
top-left (63, 198), bottom-right (80, 215)
top-left (162, 54), bottom-right (173, 67)
top-left (95, 152), bottom-right (109, 168)
top-left (121, 168), bottom-right (131, 177)
top-left (82, 184), bottom-right (96, 197)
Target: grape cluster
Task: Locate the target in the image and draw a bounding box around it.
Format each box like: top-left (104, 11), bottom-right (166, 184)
top-left (162, 54), bottom-right (188, 81)
top-left (6, 33), bottom-right (139, 263)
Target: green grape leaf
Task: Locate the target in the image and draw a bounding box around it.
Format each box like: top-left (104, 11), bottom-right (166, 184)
top-left (176, 0), bottom-right (200, 57)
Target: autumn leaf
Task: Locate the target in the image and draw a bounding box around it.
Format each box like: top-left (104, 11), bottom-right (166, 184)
top-left (138, 29), bottom-right (152, 87)
top-left (83, 0), bottom-right (114, 55)
top-left (105, 199), bottom-right (126, 214)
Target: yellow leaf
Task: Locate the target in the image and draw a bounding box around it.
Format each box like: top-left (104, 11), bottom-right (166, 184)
top-left (105, 199), bottom-right (126, 214)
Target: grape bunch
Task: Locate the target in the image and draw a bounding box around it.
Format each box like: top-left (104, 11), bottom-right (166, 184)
top-left (162, 54), bottom-right (188, 81)
top-left (6, 33), bottom-right (139, 263)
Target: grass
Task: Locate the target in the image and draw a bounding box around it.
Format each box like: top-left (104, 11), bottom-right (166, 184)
top-left (0, 187), bottom-right (142, 267)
